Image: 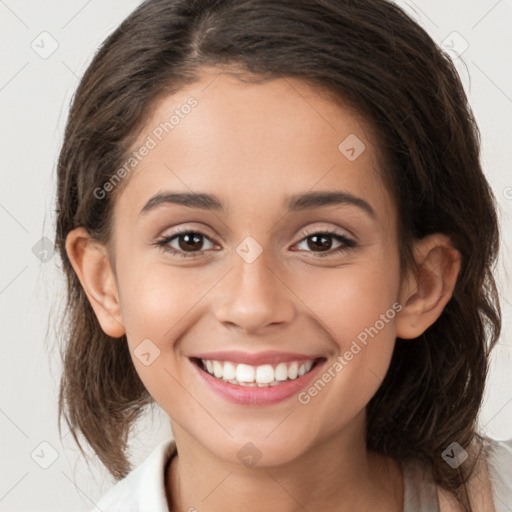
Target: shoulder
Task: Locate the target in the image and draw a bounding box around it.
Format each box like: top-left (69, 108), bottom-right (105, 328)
top-left (437, 436), bottom-right (512, 512)
top-left (481, 436), bottom-right (512, 512)
top-left (89, 439), bottom-right (176, 512)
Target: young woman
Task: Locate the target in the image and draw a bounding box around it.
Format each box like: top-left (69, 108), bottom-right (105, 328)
top-left (55, 0), bottom-right (512, 510)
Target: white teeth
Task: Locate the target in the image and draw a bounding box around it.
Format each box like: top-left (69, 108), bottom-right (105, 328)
top-left (288, 362), bottom-right (298, 380)
top-left (256, 364), bottom-right (275, 384)
top-left (275, 363), bottom-right (288, 381)
top-left (200, 358), bottom-right (317, 386)
top-left (213, 361), bottom-right (224, 379)
top-left (298, 362), bottom-right (314, 376)
top-left (236, 363), bottom-right (255, 383)
top-left (223, 361), bottom-right (236, 380)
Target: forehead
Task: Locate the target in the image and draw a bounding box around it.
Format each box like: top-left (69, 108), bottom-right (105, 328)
top-left (115, 67), bottom-right (395, 228)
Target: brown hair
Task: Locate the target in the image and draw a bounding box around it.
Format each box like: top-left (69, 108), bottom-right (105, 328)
top-left (55, 0), bottom-right (501, 509)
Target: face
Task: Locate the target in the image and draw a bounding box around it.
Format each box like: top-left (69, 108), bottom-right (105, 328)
top-left (107, 67), bottom-right (403, 466)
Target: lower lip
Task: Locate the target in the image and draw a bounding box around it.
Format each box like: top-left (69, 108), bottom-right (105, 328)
top-left (191, 359), bottom-right (325, 405)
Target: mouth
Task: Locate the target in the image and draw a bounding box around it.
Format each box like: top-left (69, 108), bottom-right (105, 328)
top-left (192, 357), bottom-right (320, 387)
top-left (189, 353), bottom-right (326, 405)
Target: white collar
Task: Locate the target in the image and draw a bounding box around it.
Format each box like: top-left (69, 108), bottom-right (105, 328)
top-left (92, 439), bottom-right (176, 512)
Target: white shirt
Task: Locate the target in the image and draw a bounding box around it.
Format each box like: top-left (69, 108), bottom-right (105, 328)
top-left (90, 437), bottom-right (512, 512)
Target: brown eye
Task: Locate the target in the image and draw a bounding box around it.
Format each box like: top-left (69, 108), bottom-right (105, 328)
top-left (304, 233), bottom-right (335, 252)
top-left (294, 230), bottom-right (356, 258)
top-left (156, 231), bottom-right (216, 258)
top-left (175, 233), bottom-right (206, 252)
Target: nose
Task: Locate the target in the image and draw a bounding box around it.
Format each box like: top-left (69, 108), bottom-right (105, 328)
top-left (213, 248), bottom-right (296, 335)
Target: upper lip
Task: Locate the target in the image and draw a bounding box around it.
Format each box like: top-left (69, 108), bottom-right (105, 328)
top-left (190, 350), bottom-right (323, 366)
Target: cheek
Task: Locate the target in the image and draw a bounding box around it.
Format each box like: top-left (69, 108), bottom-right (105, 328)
top-left (289, 284), bottom-right (400, 442)
top-left (288, 256), bottom-right (401, 408)
top-left (118, 260), bottom-right (209, 338)
top-left (116, 261), bottom-right (220, 398)
top-left (290, 257), bottom-right (401, 348)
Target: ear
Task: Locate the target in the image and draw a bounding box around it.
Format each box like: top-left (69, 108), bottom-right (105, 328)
top-left (65, 227), bottom-right (126, 338)
top-left (395, 234), bottom-right (461, 339)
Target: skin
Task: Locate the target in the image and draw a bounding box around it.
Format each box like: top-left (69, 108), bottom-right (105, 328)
top-left (66, 66), bottom-right (463, 512)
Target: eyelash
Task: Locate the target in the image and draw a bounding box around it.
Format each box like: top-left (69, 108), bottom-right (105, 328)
top-left (154, 227), bottom-right (357, 259)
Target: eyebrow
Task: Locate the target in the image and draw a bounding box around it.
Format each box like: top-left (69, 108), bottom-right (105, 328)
top-left (139, 190), bottom-right (376, 219)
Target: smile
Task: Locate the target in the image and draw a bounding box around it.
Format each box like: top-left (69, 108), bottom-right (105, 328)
top-left (189, 351), bottom-right (326, 405)
top-left (198, 358), bottom-right (316, 387)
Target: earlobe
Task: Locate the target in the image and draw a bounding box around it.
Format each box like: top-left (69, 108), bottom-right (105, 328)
top-left (395, 234), bottom-right (461, 340)
top-left (65, 227), bottom-right (126, 338)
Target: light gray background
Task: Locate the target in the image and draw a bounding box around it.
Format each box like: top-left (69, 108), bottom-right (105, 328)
top-left (1, 1), bottom-right (511, 510)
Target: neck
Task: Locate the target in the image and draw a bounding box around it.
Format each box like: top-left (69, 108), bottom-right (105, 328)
top-left (166, 415), bottom-right (403, 512)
